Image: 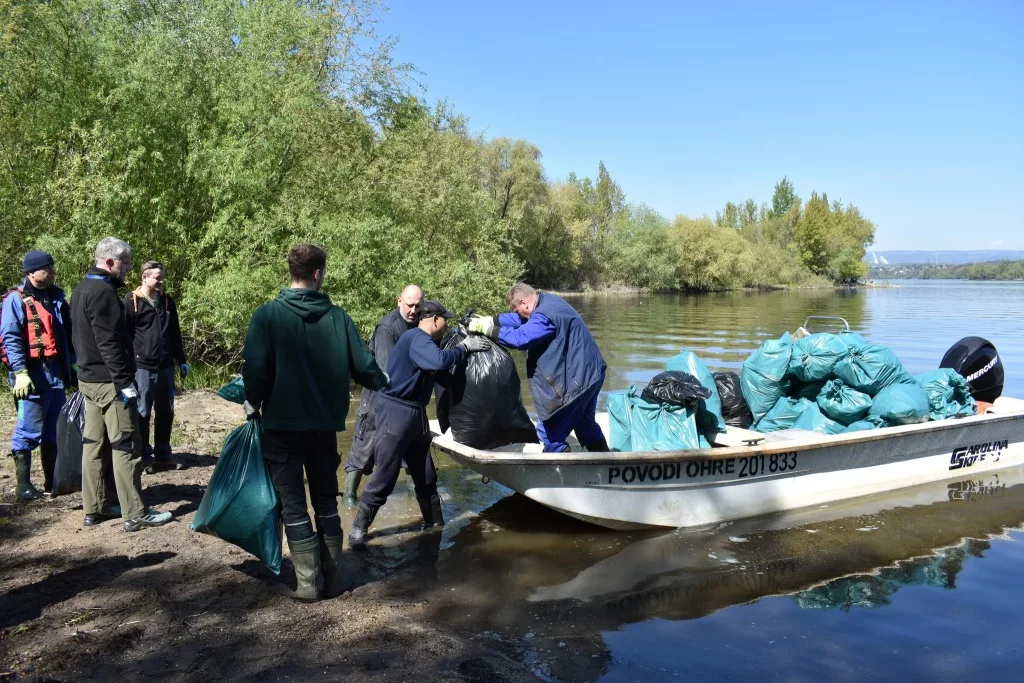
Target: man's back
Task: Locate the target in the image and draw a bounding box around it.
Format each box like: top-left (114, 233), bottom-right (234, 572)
top-left (242, 288), bottom-right (386, 431)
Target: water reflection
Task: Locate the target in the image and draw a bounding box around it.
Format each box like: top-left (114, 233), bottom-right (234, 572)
top-left (419, 467), bottom-right (1024, 681)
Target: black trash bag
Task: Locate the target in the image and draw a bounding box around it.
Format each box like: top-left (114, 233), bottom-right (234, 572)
top-left (436, 327), bottom-right (538, 449)
top-left (53, 391), bottom-right (86, 495)
top-left (713, 371), bottom-right (754, 429)
top-left (641, 371), bottom-right (712, 408)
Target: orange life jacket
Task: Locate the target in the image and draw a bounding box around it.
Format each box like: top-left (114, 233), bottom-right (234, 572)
top-left (0, 287), bottom-right (58, 369)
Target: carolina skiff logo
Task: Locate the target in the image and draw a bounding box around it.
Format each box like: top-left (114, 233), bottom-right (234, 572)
top-left (949, 440), bottom-right (1008, 470)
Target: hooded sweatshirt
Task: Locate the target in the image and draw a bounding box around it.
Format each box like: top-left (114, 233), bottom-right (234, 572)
top-left (242, 288), bottom-right (387, 431)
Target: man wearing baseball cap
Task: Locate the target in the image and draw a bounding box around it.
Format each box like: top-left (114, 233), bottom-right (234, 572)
top-left (348, 300), bottom-right (489, 549)
top-left (1, 250), bottom-right (76, 500)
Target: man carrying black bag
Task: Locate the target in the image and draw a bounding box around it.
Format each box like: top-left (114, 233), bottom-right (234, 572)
top-left (242, 244), bottom-right (387, 602)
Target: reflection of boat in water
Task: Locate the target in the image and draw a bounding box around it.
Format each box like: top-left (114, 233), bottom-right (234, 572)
top-left (430, 466), bottom-right (1024, 642)
top-left (430, 398), bottom-right (1024, 529)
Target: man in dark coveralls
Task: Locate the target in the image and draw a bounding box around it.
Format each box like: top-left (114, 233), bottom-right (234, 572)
top-left (341, 284), bottom-right (422, 505)
top-left (348, 301), bottom-right (488, 550)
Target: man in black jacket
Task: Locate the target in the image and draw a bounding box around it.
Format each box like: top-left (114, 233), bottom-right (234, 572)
top-left (71, 238), bottom-right (172, 533)
top-left (341, 284), bottom-right (422, 505)
top-left (124, 261), bottom-right (188, 473)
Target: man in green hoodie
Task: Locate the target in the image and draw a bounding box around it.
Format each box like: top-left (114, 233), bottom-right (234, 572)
top-left (242, 243), bottom-right (387, 602)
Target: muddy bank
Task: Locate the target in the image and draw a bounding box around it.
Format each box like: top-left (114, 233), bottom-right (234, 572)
top-left (0, 390), bottom-right (538, 682)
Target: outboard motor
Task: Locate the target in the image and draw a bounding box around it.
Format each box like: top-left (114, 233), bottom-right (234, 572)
top-left (939, 336), bottom-right (1004, 403)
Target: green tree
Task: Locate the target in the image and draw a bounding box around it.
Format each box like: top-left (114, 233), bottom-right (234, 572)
top-left (771, 176), bottom-right (800, 218)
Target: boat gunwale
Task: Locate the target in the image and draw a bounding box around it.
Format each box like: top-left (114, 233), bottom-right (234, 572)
top-left (430, 409), bottom-right (1024, 466)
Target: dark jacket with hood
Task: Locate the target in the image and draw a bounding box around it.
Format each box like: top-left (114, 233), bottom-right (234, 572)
top-left (242, 288), bottom-right (388, 432)
top-left (71, 267), bottom-right (136, 391)
top-left (124, 288), bottom-right (187, 370)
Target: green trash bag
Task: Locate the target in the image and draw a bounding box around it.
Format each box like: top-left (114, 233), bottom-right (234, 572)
top-left (217, 376), bottom-right (246, 404)
top-left (833, 342), bottom-right (915, 396)
top-left (844, 416), bottom-right (887, 433)
top-left (789, 333), bottom-right (851, 383)
top-left (665, 349), bottom-right (726, 435)
top-left (608, 386), bottom-right (704, 451)
top-left (191, 419), bottom-right (282, 574)
top-left (755, 396), bottom-right (814, 433)
top-left (817, 379), bottom-right (872, 425)
top-left (792, 404), bottom-right (845, 435)
top-left (742, 332), bottom-right (794, 426)
top-left (869, 384), bottom-right (931, 426)
top-left (916, 369), bottom-right (977, 421)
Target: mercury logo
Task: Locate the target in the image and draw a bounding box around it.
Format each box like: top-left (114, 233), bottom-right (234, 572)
top-left (965, 356), bottom-right (998, 382)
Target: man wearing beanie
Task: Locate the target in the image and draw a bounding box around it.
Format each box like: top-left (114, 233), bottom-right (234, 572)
top-left (1, 249), bottom-right (76, 500)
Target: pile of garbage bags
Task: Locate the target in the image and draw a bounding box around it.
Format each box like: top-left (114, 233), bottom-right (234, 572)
top-left (742, 332), bottom-right (976, 435)
top-left (609, 350), bottom-right (719, 451)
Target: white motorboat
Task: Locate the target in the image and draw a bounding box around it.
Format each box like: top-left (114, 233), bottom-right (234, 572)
top-left (429, 397), bottom-right (1024, 530)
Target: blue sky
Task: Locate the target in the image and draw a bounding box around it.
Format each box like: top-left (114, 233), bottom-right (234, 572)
top-left (380, 1), bottom-right (1022, 251)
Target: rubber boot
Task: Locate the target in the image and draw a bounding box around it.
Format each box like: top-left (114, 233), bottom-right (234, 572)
top-left (39, 443), bottom-right (57, 499)
top-left (274, 535), bottom-right (323, 602)
top-left (341, 470), bottom-right (362, 508)
top-left (348, 502), bottom-right (379, 551)
top-left (417, 494), bottom-right (445, 528)
top-left (318, 531), bottom-right (350, 598)
top-left (12, 450), bottom-right (41, 501)
top-left (583, 437), bottom-right (610, 453)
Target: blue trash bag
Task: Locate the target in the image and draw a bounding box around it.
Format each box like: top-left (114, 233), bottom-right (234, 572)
top-left (789, 333), bottom-right (851, 383)
top-left (191, 419), bottom-right (282, 574)
top-left (833, 342), bottom-right (916, 396)
top-left (665, 350), bottom-right (725, 434)
top-left (838, 331), bottom-right (868, 348)
top-left (217, 376), bottom-right (246, 404)
top-left (916, 369), bottom-right (977, 421)
top-left (817, 379), bottom-right (872, 425)
top-left (755, 396), bottom-right (814, 433)
top-left (608, 386), bottom-right (704, 451)
top-left (742, 332), bottom-right (794, 426)
top-left (868, 384), bottom-right (931, 426)
top-left (792, 404), bottom-right (846, 435)
top-left (844, 416), bottom-right (887, 433)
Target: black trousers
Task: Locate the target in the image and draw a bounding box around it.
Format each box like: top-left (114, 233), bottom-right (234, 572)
top-left (263, 429), bottom-right (340, 539)
top-left (361, 395), bottom-right (436, 508)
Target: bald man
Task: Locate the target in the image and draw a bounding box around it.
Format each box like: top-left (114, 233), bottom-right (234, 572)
top-left (342, 284), bottom-right (423, 505)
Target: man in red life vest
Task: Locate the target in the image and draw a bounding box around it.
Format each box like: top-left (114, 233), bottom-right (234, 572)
top-left (1, 250), bottom-right (76, 500)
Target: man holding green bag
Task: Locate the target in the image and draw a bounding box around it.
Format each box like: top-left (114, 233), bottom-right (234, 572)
top-left (242, 244), bottom-right (387, 601)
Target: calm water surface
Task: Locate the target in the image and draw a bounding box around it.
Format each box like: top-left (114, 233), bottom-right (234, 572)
top-left (339, 280), bottom-right (1024, 681)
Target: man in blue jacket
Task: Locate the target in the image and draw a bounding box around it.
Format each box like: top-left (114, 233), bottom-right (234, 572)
top-left (348, 301), bottom-right (488, 550)
top-left (468, 282), bottom-right (609, 453)
top-left (1, 250), bottom-right (75, 500)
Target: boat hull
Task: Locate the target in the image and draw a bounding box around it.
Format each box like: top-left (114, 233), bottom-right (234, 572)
top-left (431, 407), bottom-right (1024, 530)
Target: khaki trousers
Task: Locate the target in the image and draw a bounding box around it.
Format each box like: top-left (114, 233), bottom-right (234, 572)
top-left (80, 381), bottom-right (146, 520)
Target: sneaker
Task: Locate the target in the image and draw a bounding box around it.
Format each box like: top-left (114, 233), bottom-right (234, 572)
top-left (123, 509), bottom-right (173, 533)
top-left (83, 505), bottom-right (123, 527)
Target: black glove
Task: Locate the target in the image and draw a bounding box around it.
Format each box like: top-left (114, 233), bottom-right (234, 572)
top-left (459, 335), bottom-right (492, 353)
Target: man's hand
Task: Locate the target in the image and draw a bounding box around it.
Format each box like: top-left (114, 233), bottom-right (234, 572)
top-left (179, 363), bottom-right (190, 379)
top-left (12, 371), bottom-right (34, 400)
top-left (467, 315), bottom-right (499, 339)
top-left (121, 384), bottom-right (139, 409)
top-left (459, 335), bottom-right (492, 353)
top-left (243, 400), bottom-right (261, 421)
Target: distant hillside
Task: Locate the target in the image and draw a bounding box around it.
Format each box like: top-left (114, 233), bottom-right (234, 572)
top-left (864, 250), bottom-right (1024, 266)
top-left (870, 259), bottom-right (1024, 280)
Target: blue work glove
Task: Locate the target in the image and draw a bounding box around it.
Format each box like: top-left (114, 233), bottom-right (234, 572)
top-left (179, 363), bottom-right (190, 379)
top-left (467, 314), bottom-right (500, 340)
top-left (121, 384), bottom-right (139, 409)
top-left (13, 371), bottom-right (34, 400)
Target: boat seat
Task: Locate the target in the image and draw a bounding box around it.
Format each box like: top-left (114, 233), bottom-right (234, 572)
top-left (710, 426), bottom-right (765, 447)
